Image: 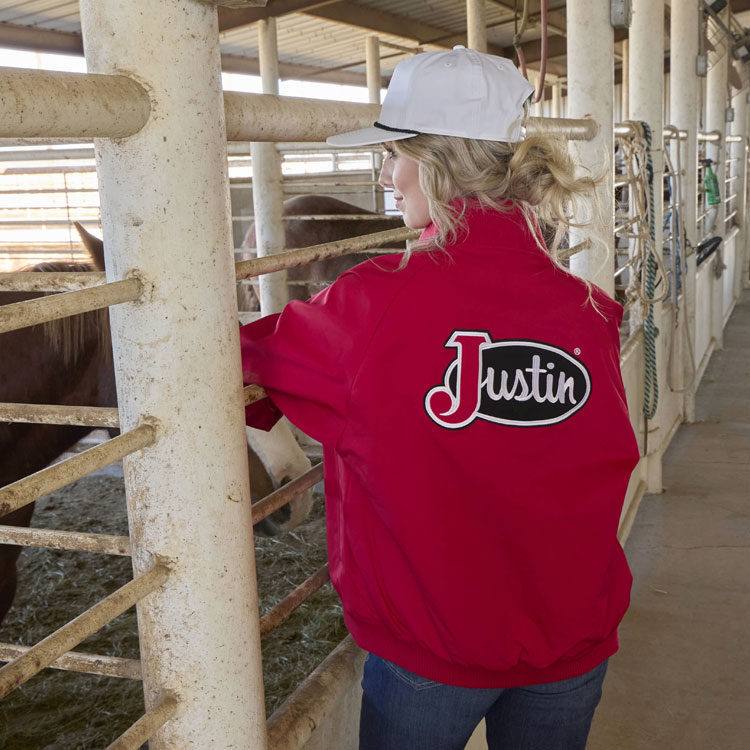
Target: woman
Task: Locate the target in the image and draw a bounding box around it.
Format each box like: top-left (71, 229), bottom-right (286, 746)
top-left (241, 46), bottom-right (639, 750)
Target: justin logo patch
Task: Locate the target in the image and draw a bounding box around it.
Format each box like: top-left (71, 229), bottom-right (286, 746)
top-left (424, 331), bottom-right (591, 429)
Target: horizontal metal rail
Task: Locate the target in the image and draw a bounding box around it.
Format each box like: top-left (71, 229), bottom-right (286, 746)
top-left (725, 209), bottom-right (738, 223)
top-left (0, 562), bottom-right (168, 698)
top-left (252, 463), bottom-right (324, 526)
top-left (0, 642), bottom-right (140, 679)
top-left (663, 127), bottom-right (688, 140)
top-left (0, 216), bottom-right (98, 225)
top-left (698, 130), bottom-right (722, 142)
top-left (0, 67), bottom-right (151, 139)
top-left (525, 116), bottom-right (597, 140)
top-left (105, 694), bottom-right (179, 750)
top-left (259, 564), bottom-right (330, 638)
top-left (0, 403), bottom-right (120, 427)
top-left (0, 525), bottom-right (131, 555)
top-left (236, 227), bottom-right (419, 279)
top-left (225, 91), bottom-right (381, 143)
top-left (614, 258), bottom-right (636, 279)
top-left (558, 241), bottom-right (588, 261)
top-left (0, 277), bottom-right (142, 335)
top-left (224, 91), bottom-right (597, 142)
top-left (0, 423), bottom-right (156, 517)
top-left (0, 272), bottom-right (106, 292)
top-left (234, 213), bottom-right (396, 222)
top-left (614, 216), bottom-right (638, 234)
top-left (266, 635), bottom-right (365, 748)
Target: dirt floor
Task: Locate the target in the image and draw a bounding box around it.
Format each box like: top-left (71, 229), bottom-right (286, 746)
top-left (0, 467), bottom-right (345, 749)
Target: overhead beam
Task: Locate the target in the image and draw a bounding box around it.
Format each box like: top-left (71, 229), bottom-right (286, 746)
top-left (221, 52), bottom-right (377, 85)
top-left (218, 0), bottom-right (340, 32)
top-left (0, 22), bottom-right (84, 55)
top-left (303, 2), bottom-right (509, 57)
top-left (0, 22), bottom-right (376, 87)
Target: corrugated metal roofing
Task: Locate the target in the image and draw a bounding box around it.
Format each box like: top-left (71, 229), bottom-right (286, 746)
top-left (0, 1), bottom-right (79, 33)
top-left (222, 13), bottom-right (443, 77)
top-left (0, 0), bottom-right (566, 84)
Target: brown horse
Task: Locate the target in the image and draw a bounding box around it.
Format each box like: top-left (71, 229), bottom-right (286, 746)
top-left (238, 194), bottom-right (405, 310)
top-left (0, 227), bottom-right (308, 626)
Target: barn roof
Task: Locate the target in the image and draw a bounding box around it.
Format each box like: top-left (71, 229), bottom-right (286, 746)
top-left (0, 1), bottom-right (748, 89)
top-left (0, 0), bottom-right (570, 87)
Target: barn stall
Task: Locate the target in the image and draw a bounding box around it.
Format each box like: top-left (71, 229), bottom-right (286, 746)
top-left (0, 1), bottom-right (748, 749)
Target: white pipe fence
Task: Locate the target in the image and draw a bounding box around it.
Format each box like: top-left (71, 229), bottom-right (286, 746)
top-left (0, 3), bottom-right (748, 748)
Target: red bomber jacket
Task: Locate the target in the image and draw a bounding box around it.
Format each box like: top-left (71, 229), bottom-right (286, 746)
top-left (239, 204), bottom-right (640, 689)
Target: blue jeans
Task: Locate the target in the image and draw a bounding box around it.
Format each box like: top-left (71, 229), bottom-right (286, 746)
top-left (359, 654), bottom-right (608, 750)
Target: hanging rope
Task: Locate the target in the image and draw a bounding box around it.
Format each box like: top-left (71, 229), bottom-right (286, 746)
top-left (663, 132), bottom-right (697, 395)
top-left (616, 122), bottom-right (669, 419)
top-left (640, 121), bottom-right (660, 420)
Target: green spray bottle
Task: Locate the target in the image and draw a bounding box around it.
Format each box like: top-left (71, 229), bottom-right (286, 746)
top-left (700, 158), bottom-right (721, 206)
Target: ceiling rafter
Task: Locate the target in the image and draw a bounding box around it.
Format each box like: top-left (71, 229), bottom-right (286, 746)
top-left (0, 21), bottom-right (377, 88)
top-left (218, 0), bottom-right (340, 32)
top-left (0, 22), bottom-right (83, 55)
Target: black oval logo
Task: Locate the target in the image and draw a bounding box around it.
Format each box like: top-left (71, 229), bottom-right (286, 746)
top-left (425, 333), bottom-right (591, 429)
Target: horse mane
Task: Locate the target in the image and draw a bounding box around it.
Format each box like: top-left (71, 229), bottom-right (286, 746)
top-left (21, 260), bottom-right (110, 367)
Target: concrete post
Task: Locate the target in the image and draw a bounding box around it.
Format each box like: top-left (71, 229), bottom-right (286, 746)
top-left (621, 39), bottom-right (629, 121)
top-left (730, 67), bottom-right (747, 303)
top-left (670, 0), bottom-right (700, 422)
top-left (552, 80), bottom-right (561, 118)
top-left (251, 18), bottom-right (288, 316)
top-left (366, 35), bottom-right (381, 105)
top-left (80, 1), bottom-right (267, 748)
top-left (366, 35), bottom-right (385, 212)
top-left (531, 71), bottom-right (544, 117)
top-left (467, 0), bottom-right (487, 54)
top-left (706, 17), bottom-right (728, 349)
top-left (707, 48), bottom-right (728, 238)
top-left (566, 0), bottom-right (615, 295)
top-left (630, 0), bottom-right (664, 492)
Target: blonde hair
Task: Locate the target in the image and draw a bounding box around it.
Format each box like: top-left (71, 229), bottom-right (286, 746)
top-left (392, 130), bottom-right (603, 291)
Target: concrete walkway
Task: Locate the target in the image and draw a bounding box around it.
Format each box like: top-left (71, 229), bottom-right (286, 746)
top-left (589, 291), bottom-right (750, 750)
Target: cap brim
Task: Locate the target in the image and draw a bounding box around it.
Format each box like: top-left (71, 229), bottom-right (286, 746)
top-left (326, 126), bottom-right (418, 148)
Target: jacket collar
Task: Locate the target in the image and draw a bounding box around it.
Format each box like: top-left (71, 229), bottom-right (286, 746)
top-left (419, 199), bottom-right (547, 255)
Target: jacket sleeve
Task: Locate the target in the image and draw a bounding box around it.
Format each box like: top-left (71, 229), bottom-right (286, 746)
top-left (239, 270), bottom-right (376, 444)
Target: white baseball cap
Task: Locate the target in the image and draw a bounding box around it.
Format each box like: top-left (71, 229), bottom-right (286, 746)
top-left (327, 46), bottom-right (535, 147)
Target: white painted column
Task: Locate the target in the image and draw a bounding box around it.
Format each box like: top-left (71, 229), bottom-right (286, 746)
top-left (566, 0), bottom-right (615, 295)
top-left (552, 80), bottom-right (561, 118)
top-left (531, 71), bottom-right (544, 117)
top-left (80, 1), bottom-right (267, 748)
top-left (251, 18), bottom-right (288, 316)
top-left (730, 69), bottom-right (747, 303)
top-left (670, 0), bottom-right (700, 422)
top-left (366, 34), bottom-right (385, 212)
top-left (366, 35), bottom-right (381, 105)
top-left (630, 0), bottom-right (665, 251)
top-left (707, 45), bottom-right (729, 239)
top-left (630, 0), bottom-right (664, 493)
top-left (467, 0), bottom-right (487, 53)
top-left (706, 20), bottom-right (729, 349)
top-left (621, 39), bottom-right (629, 121)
